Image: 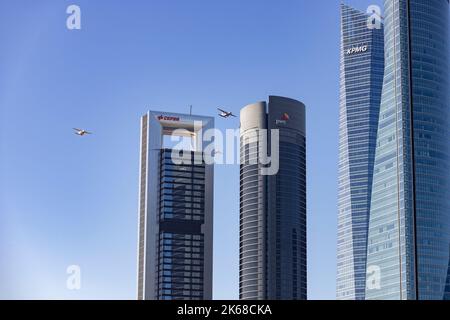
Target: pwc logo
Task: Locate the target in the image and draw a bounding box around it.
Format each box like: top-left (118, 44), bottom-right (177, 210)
top-left (276, 113), bottom-right (290, 126)
top-left (157, 115), bottom-right (180, 122)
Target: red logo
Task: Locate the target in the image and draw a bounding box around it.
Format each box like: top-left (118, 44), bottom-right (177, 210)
top-left (276, 113), bottom-right (290, 125)
top-left (157, 115), bottom-right (180, 121)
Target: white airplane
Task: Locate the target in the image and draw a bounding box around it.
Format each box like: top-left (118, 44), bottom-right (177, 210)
top-left (217, 108), bottom-right (237, 118)
top-left (73, 128), bottom-right (92, 136)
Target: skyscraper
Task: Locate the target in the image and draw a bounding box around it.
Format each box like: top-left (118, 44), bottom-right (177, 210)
top-left (137, 111), bottom-right (214, 300)
top-left (337, 4), bottom-right (384, 300)
top-left (366, 0), bottom-right (450, 300)
top-left (239, 96), bottom-right (306, 300)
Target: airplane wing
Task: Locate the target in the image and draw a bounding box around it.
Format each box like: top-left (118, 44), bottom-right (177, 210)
top-left (217, 108), bottom-right (227, 113)
top-left (231, 114), bottom-right (237, 117)
top-left (73, 128), bottom-right (82, 131)
top-left (85, 131), bottom-right (93, 134)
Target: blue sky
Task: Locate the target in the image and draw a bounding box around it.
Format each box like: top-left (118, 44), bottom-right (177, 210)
top-left (0, 0), bottom-right (381, 299)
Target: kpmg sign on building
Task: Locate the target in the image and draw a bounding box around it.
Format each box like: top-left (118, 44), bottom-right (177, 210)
top-left (346, 45), bottom-right (368, 55)
top-left (337, 3), bottom-right (384, 301)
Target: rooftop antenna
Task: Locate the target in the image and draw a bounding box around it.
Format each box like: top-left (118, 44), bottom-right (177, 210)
top-left (189, 105), bottom-right (193, 116)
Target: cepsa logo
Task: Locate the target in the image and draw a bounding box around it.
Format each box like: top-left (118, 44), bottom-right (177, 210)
top-left (276, 113), bottom-right (290, 125)
top-left (157, 115), bottom-right (180, 121)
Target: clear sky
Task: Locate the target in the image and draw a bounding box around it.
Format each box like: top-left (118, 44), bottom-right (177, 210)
top-left (0, 0), bottom-right (381, 299)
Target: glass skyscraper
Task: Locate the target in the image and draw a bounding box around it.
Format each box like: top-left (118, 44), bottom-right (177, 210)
top-left (239, 96), bottom-right (307, 300)
top-left (366, 0), bottom-right (450, 300)
top-left (137, 111), bottom-right (214, 300)
top-left (337, 4), bottom-right (384, 300)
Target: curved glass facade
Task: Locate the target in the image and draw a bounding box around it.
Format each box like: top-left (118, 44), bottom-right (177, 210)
top-left (266, 130), bottom-right (306, 300)
top-left (366, 0), bottom-right (450, 300)
top-left (239, 96), bottom-right (306, 300)
top-left (337, 4), bottom-right (384, 300)
top-left (239, 101), bottom-right (267, 300)
top-left (239, 138), bottom-right (266, 300)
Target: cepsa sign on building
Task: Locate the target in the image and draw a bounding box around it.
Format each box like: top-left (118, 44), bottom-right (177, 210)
top-left (157, 115), bottom-right (180, 122)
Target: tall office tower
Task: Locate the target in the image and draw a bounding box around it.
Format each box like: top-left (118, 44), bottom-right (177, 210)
top-left (239, 96), bottom-right (306, 300)
top-left (137, 111), bottom-right (214, 300)
top-left (366, 0), bottom-right (450, 300)
top-left (336, 4), bottom-right (384, 300)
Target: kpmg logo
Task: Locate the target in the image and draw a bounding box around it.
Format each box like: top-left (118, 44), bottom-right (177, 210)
top-left (276, 113), bottom-right (290, 126)
top-left (346, 45), bottom-right (368, 55)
